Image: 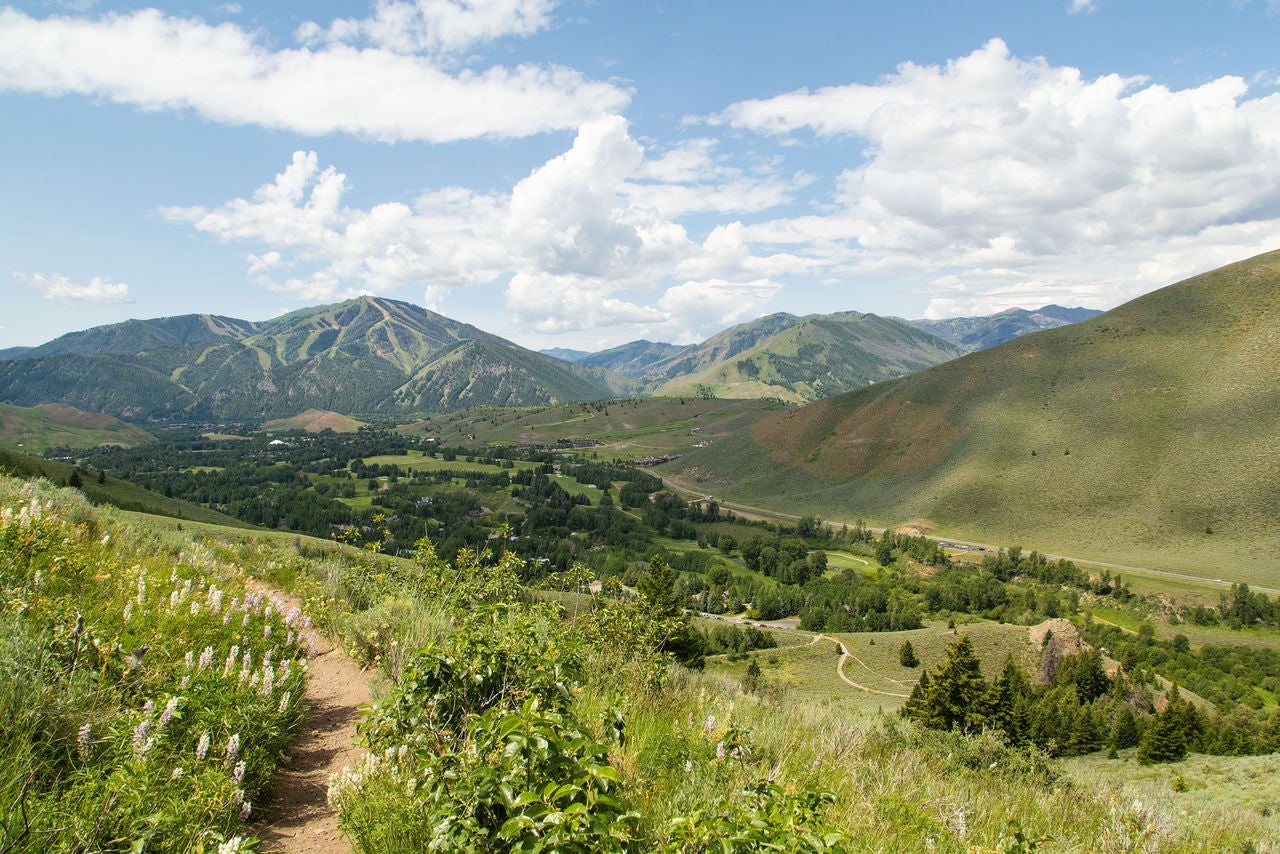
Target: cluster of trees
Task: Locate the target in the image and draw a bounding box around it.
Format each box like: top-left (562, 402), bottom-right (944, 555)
top-left (1183, 582), bottom-right (1280, 630)
top-left (902, 636), bottom-right (1280, 762)
top-left (740, 535), bottom-right (828, 585)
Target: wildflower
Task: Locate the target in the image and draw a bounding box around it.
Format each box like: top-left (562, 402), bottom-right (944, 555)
top-left (190, 601), bottom-right (201, 617)
top-left (716, 741), bottom-right (726, 759)
top-left (264, 623), bottom-right (272, 639)
top-left (241, 649), bottom-right (252, 671)
top-left (277, 691), bottom-right (292, 713)
top-left (260, 665), bottom-right (275, 695)
top-left (226, 733), bottom-right (240, 761)
top-left (242, 613), bottom-right (251, 628)
top-left (217, 836), bottom-right (247, 854)
top-left (159, 697), bottom-right (178, 728)
top-left (196, 732), bottom-right (210, 760)
top-left (232, 760), bottom-right (246, 784)
top-left (122, 602), bottom-right (133, 623)
top-left (704, 715), bottom-right (716, 732)
top-left (132, 720), bottom-right (152, 758)
top-left (185, 651), bottom-right (194, 670)
top-left (287, 630), bottom-right (295, 646)
top-left (223, 613), bottom-right (231, 626)
top-left (198, 646), bottom-right (213, 671)
top-left (77, 723), bottom-right (92, 759)
top-left (101, 532), bottom-right (110, 545)
top-left (240, 800), bottom-right (252, 820)
top-left (172, 766), bottom-right (184, 779)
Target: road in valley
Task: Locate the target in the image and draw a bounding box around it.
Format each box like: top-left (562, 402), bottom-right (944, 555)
top-left (657, 475), bottom-right (1279, 596)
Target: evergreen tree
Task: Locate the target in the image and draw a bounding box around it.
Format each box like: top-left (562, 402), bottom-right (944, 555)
top-left (919, 634), bottom-right (990, 733)
top-left (899, 640), bottom-right (919, 668)
top-left (1110, 706), bottom-right (1140, 752)
top-left (900, 671), bottom-right (932, 724)
top-left (1137, 686), bottom-right (1189, 763)
top-left (987, 654), bottom-right (1033, 744)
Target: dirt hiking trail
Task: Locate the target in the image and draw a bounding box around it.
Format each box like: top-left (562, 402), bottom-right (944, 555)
top-left (249, 587), bottom-right (370, 854)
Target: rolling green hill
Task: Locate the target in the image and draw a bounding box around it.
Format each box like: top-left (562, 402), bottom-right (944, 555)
top-left (0, 402), bottom-right (156, 452)
top-left (667, 250), bottom-right (1280, 581)
top-left (0, 296), bottom-right (619, 422)
top-left (651, 311), bottom-right (962, 402)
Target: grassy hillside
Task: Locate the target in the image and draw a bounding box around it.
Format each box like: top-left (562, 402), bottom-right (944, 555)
top-left (400, 397), bottom-right (789, 461)
top-left (0, 402), bottom-right (155, 452)
top-left (667, 250), bottom-right (1280, 582)
top-left (262, 408), bottom-right (367, 433)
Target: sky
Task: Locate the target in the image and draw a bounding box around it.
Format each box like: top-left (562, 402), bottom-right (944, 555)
top-left (2, 1), bottom-right (1280, 353)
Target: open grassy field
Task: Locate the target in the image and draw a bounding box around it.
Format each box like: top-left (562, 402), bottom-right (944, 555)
top-left (1061, 750), bottom-right (1280, 841)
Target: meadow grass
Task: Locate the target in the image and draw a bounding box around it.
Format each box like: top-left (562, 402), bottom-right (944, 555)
top-left (0, 476), bottom-right (311, 853)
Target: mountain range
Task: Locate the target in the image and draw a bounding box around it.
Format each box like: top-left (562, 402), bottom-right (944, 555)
top-left (0, 297), bottom-right (1091, 423)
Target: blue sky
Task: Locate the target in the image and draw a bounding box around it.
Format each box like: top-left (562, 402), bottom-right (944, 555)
top-left (2, 0), bottom-right (1279, 352)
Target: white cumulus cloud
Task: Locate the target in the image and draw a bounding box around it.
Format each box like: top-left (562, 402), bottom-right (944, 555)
top-left (0, 6), bottom-right (628, 142)
top-left (715, 38), bottom-right (1280, 315)
top-left (161, 117), bottom-right (805, 341)
top-left (16, 272), bottom-right (134, 304)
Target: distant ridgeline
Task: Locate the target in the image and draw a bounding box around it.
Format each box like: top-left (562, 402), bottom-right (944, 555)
top-left (0, 295), bottom-right (1100, 424)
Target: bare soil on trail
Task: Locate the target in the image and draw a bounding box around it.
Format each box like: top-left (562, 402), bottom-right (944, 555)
top-left (248, 589), bottom-right (370, 854)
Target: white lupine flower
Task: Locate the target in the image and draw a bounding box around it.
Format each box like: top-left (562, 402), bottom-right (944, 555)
top-left (198, 646), bottom-right (213, 671)
top-left (195, 732), bottom-right (210, 760)
top-left (232, 760), bottom-right (246, 784)
top-left (185, 651), bottom-right (194, 670)
top-left (159, 697), bottom-right (178, 728)
top-left (225, 733), bottom-right (240, 761)
top-left (277, 691), bottom-right (292, 713)
top-left (77, 723), bottom-right (92, 758)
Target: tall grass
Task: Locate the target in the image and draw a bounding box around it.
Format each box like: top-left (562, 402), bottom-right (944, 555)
top-left (0, 476), bottom-right (310, 853)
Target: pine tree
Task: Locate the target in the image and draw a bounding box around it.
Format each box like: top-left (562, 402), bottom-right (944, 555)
top-left (1137, 686), bottom-right (1189, 763)
top-left (987, 654), bottom-right (1032, 744)
top-left (922, 634), bottom-right (990, 733)
top-left (900, 670), bottom-right (932, 724)
top-left (899, 640), bottom-right (919, 668)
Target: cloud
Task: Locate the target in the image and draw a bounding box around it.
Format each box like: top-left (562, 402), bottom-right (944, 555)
top-left (299, 0), bottom-right (558, 58)
top-left (0, 7), bottom-right (628, 142)
top-left (1067, 0), bottom-right (1096, 13)
top-left (657, 278), bottom-right (781, 328)
top-left (16, 272), bottom-right (134, 304)
top-left (715, 38), bottom-right (1280, 314)
top-left (162, 117), bottom-right (806, 340)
